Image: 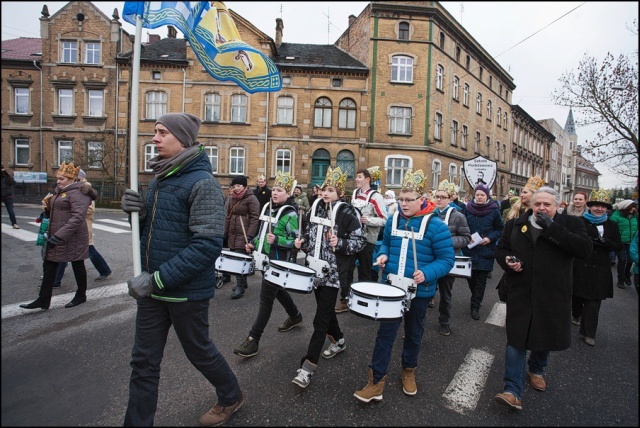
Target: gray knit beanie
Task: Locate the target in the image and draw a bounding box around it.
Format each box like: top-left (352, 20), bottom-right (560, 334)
top-left (155, 113), bottom-right (201, 147)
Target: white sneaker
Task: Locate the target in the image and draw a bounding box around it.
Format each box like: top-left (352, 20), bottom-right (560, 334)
top-left (292, 368), bottom-right (312, 388)
top-left (322, 338), bottom-right (346, 359)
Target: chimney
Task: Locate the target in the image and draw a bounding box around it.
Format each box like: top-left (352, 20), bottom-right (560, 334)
top-left (168, 25), bottom-right (177, 38)
top-left (348, 14), bottom-right (356, 26)
top-left (275, 18), bottom-right (284, 48)
top-left (148, 34), bottom-right (161, 44)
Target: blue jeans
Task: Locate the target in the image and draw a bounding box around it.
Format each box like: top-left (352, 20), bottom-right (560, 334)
top-left (88, 245), bottom-right (111, 276)
top-left (249, 278), bottom-right (300, 342)
top-left (503, 344), bottom-right (550, 399)
top-left (124, 297), bottom-right (241, 426)
top-left (2, 196), bottom-right (17, 225)
top-left (370, 296), bottom-right (428, 383)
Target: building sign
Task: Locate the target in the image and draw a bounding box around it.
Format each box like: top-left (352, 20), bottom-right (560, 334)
top-left (463, 155), bottom-right (497, 191)
top-left (13, 171), bottom-right (48, 184)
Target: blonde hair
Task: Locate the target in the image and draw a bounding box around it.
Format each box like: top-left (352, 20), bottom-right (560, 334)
top-left (505, 197), bottom-right (526, 220)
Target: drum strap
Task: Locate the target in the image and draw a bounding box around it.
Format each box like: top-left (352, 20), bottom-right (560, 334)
top-left (256, 204), bottom-right (294, 255)
top-left (391, 213), bottom-right (433, 279)
top-left (309, 198), bottom-right (344, 260)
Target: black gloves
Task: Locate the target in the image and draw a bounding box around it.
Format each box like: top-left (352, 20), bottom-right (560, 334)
top-left (127, 272), bottom-right (154, 300)
top-left (47, 235), bottom-right (62, 247)
top-left (122, 189), bottom-right (147, 221)
top-left (536, 212), bottom-right (554, 229)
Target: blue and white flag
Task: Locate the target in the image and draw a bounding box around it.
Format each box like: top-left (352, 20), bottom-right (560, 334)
top-left (123, 1), bottom-right (281, 93)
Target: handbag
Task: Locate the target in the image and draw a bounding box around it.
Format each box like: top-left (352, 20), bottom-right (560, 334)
top-left (496, 273), bottom-right (508, 303)
top-left (35, 214), bottom-right (49, 247)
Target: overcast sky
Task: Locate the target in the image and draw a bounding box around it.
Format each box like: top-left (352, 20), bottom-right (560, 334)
top-left (2, 1), bottom-right (638, 189)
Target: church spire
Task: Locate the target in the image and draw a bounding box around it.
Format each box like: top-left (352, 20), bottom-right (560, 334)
top-left (564, 108), bottom-right (577, 136)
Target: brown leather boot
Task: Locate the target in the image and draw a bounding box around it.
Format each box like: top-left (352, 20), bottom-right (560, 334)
top-left (354, 368), bottom-right (386, 403)
top-left (402, 367), bottom-right (417, 396)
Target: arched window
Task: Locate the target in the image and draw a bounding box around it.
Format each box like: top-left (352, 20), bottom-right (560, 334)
top-left (453, 76), bottom-right (459, 100)
top-left (398, 22), bottom-right (410, 40)
top-left (314, 97), bottom-right (332, 128)
top-left (476, 93), bottom-right (482, 114)
top-left (436, 65), bottom-right (444, 91)
top-left (497, 107), bottom-right (502, 127)
top-left (431, 160), bottom-right (442, 189)
top-left (439, 32), bottom-right (445, 49)
top-left (391, 55), bottom-right (414, 83)
top-left (338, 98), bottom-right (356, 129)
top-left (486, 100), bottom-right (492, 119)
top-left (336, 150), bottom-right (355, 179)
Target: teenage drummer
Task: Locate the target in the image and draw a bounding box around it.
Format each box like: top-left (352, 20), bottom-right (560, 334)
top-left (233, 171), bottom-right (303, 358)
top-left (433, 180), bottom-right (471, 337)
top-left (291, 167), bottom-right (366, 389)
top-left (354, 169), bottom-right (454, 402)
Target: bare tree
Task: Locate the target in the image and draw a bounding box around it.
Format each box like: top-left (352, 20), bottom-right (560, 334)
top-left (552, 22), bottom-right (638, 181)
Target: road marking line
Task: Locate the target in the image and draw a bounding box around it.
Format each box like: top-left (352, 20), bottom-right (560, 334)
top-left (2, 223), bottom-right (38, 241)
top-left (486, 302), bottom-right (506, 327)
top-left (442, 347), bottom-right (494, 415)
top-left (92, 223), bottom-right (131, 233)
top-left (1, 282), bottom-right (129, 320)
top-left (98, 219), bottom-right (132, 227)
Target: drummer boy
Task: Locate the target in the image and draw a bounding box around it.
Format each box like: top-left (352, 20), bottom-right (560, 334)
top-left (291, 166), bottom-right (366, 388)
top-left (354, 169), bottom-right (454, 402)
top-left (233, 171), bottom-right (304, 358)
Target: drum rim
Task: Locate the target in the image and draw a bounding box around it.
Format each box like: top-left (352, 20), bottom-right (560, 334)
top-left (267, 260), bottom-right (316, 275)
top-left (350, 283), bottom-right (405, 300)
top-left (348, 310), bottom-right (402, 322)
top-left (219, 250), bottom-right (253, 261)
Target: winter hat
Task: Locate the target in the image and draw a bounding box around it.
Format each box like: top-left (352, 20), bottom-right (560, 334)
top-left (155, 113), bottom-right (201, 147)
top-left (384, 190), bottom-right (396, 205)
top-left (474, 184), bottom-right (491, 198)
top-left (616, 199), bottom-right (636, 211)
top-left (231, 175), bottom-right (248, 187)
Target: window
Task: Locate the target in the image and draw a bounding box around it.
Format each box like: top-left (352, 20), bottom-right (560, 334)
top-left (331, 78), bottom-right (342, 87)
top-left (282, 76), bottom-right (291, 85)
top-left (386, 156), bottom-right (411, 186)
top-left (499, 84), bottom-right (503, 98)
top-left (58, 89), bottom-right (73, 115)
top-left (14, 139), bottom-right (29, 166)
top-left (486, 136), bottom-right (491, 157)
top-left (85, 42), bottom-right (100, 64)
top-left (461, 125), bottom-right (468, 149)
top-left (452, 76), bottom-right (459, 101)
top-left (451, 120), bottom-right (458, 146)
top-left (431, 160), bottom-right (441, 189)
top-left (338, 98), bottom-right (356, 129)
top-left (336, 150), bottom-right (355, 179)
top-left (14, 87), bottom-right (29, 114)
top-left (465, 55), bottom-right (471, 70)
top-left (486, 100), bottom-right (492, 119)
top-left (398, 22), bottom-right (410, 40)
top-left (495, 141), bottom-right (500, 160)
top-left (503, 112), bottom-right (508, 130)
top-left (314, 97), bottom-right (332, 128)
top-left (502, 144), bottom-right (507, 163)
top-left (231, 94), bottom-right (247, 122)
top-left (389, 106), bottom-right (412, 134)
top-left (479, 66), bottom-right (483, 81)
top-left (62, 41), bottom-right (77, 63)
top-left (436, 65), bottom-right (444, 91)
top-left (277, 96), bottom-right (294, 125)
top-left (476, 93), bottom-right (482, 115)
top-left (463, 83), bottom-right (469, 106)
top-left (152, 71), bottom-right (161, 80)
top-left (449, 164), bottom-right (457, 183)
top-left (87, 141), bottom-right (104, 168)
top-left (434, 113), bottom-right (443, 140)
top-left (276, 149), bottom-right (291, 174)
top-left (229, 147), bottom-right (245, 174)
top-left (489, 75), bottom-right (493, 90)
top-left (204, 146), bottom-right (218, 173)
top-left (497, 107), bottom-right (502, 127)
top-left (475, 132), bottom-right (481, 153)
top-left (391, 55), bottom-right (413, 83)
top-left (204, 93), bottom-right (221, 122)
top-left (439, 32), bottom-right (445, 49)
top-left (455, 46), bottom-right (461, 62)
top-left (88, 90), bottom-right (103, 116)
top-left (145, 91), bottom-right (166, 120)
top-left (145, 144), bottom-right (158, 171)
top-left (57, 140), bottom-right (73, 165)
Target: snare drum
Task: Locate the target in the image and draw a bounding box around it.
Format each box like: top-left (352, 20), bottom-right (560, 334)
top-left (449, 256), bottom-right (472, 278)
top-left (252, 252), bottom-right (270, 272)
top-left (264, 260), bottom-right (316, 294)
top-left (348, 282), bottom-right (406, 321)
top-left (215, 250), bottom-right (254, 276)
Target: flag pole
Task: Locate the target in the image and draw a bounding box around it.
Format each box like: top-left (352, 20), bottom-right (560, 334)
top-left (129, 14), bottom-right (143, 276)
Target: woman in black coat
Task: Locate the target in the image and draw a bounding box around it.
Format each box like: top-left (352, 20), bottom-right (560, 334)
top-left (571, 193), bottom-right (623, 346)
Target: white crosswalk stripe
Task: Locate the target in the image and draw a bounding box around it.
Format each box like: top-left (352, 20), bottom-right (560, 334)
top-left (2, 217), bottom-right (131, 240)
top-left (442, 347), bottom-right (495, 414)
top-left (1, 223), bottom-right (38, 241)
top-left (97, 219), bottom-right (132, 227)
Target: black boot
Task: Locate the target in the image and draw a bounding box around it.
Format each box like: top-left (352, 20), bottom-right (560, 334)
top-left (65, 294), bottom-right (86, 308)
top-left (20, 299), bottom-right (50, 310)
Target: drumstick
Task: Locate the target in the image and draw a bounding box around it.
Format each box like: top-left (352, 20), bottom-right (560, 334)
top-left (239, 216), bottom-right (249, 245)
top-left (298, 209), bottom-right (302, 239)
top-left (411, 227), bottom-right (418, 272)
top-left (329, 201), bottom-right (335, 252)
top-left (268, 200), bottom-right (272, 234)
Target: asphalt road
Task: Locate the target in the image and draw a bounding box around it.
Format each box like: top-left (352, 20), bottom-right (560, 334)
top-left (2, 205), bottom-right (638, 426)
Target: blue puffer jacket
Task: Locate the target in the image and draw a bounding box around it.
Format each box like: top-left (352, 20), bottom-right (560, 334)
top-left (378, 211), bottom-right (454, 299)
top-left (140, 150), bottom-right (225, 302)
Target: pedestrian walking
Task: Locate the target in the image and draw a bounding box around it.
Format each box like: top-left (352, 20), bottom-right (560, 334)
top-left (609, 199), bottom-right (638, 288)
top-left (1, 164), bottom-right (20, 229)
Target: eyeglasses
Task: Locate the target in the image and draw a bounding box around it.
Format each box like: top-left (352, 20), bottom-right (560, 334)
top-left (397, 197), bottom-right (419, 203)
top-left (434, 195), bottom-right (450, 200)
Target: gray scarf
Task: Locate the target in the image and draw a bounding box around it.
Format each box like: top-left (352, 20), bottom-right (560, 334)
top-left (147, 144), bottom-right (202, 179)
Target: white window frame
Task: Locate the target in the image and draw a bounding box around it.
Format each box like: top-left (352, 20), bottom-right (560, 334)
top-left (451, 120), bottom-right (458, 146)
top-left (88, 89), bottom-right (104, 117)
top-left (58, 89), bottom-right (73, 116)
top-left (204, 146), bottom-right (218, 173)
top-left (431, 159), bottom-right (442, 189)
top-left (145, 144), bottom-right (158, 171)
top-left (389, 106), bottom-right (412, 135)
top-left (486, 100), bottom-right (492, 119)
top-left (62, 41), bottom-right (77, 63)
top-left (448, 163), bottom-right (457, 183)
top-left (314, 97), bottom-right (332, 128)
top-left (391, 55), bottom-right (414, 83)
top-left (476, 93), bottom-right (482, 114)
top-left (145, 91), bottom-right (167, 120)
top-left (277, 95), bottom-right (294, 125)
top-left (436, 65), bottom-right (444, 91)
top-left (462, 125), bottom-right (468, 149)
top-left (434, 112), bottom-right (443, 140)
top-left (85, 42), bottom-right (101, 64)
top-left (275, 148), bottom-right (292, 174)
top-left (338, 98), bottom-right (356, 129)
top-left (14, 138), bottom-right (29, 166)
top-left (14, 87), bottom-right (29, 114)
top-left (87, 141), bottom-right (104, 168)
top-left (204, 93), bottom-right (221, 122)
top-left (453, 76), bottom-right (459, 101)
top-left (475, 132), bottom-right (481, 153)
top-left (497, 107), bottom-right (502, 127)
top-left (385, 155), bottom-right (412, 186)
top-left (231, 94), bottom-right (247, 123)
top-left (229, 147), bottom-right (245, 175)
top-left (503, 112), bottom-right (508, 130)
top-left (57, 140), bottom-right (73, 165)
top-left (463, 83), bottom-right (469, 106)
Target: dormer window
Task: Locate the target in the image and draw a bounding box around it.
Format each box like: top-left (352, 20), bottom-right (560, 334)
top-left (152, 71), bottom-right (161, 80)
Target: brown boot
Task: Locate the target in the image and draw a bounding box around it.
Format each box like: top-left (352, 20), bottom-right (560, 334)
top-left (401, 367), bottom-right (417, 396)
top-left (354, 368), bottom-right (386, 403)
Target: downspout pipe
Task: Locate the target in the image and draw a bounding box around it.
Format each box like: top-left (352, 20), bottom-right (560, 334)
top-left (182, 67), bottom-right (186, 112)
top-left (33, 59), bottom-right (43, 171)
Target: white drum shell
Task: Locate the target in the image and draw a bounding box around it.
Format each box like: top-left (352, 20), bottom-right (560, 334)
top-left (264, 260), bottom-right (316, 294)
top-left (449, 256), bottom-right (472, 278)
top-left (252, 252), bottom-right (270, 272)
top-left (215, 250), bottom-right (254, 276)
top-left (348, 282), bottom-right (406, 321)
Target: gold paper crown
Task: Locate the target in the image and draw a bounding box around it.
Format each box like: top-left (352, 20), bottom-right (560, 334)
top-left (589, 188), bottom-right (612, 205)
top-left (257, 174), bottom-right (266, 180)
top-left (367, 166), bottom-right (382, 183)
top-left (525, 175), bottom-right (545, 192)
top-left (273, 171), bottom-right (295, 193)
top-left (401, 169), bottom-right (426, 195)
top-left (58, 162), bottom-right (81, 179)
top-left (323, 166), bottom-right (348, 192)
top-left (437, 179), bottom-right (456, 197)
